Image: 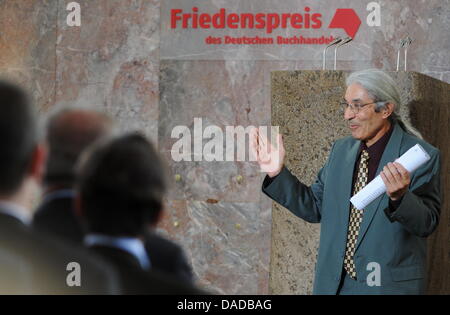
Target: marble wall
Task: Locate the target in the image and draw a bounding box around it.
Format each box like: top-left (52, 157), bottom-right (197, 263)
top-left (0, 0), bottom-right (448, 294)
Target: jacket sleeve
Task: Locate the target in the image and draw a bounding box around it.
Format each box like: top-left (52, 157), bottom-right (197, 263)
top-left (261, 144), bottom-right (334, 223)
top-left (384, 149), bottom-right (441, 237)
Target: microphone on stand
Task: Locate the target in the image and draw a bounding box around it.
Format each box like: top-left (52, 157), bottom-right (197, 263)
top-left (322, 37), bottom-right (342, 70)
top-left (334, 37), bottom-right (353, 70)
top-left (403, 36), bottom-right (413, 71)
top-left (396, 38), bottom-right (407, 71)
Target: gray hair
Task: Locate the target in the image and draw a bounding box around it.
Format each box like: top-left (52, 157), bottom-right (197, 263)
top-left (346, 69), bottom-right (422, 139)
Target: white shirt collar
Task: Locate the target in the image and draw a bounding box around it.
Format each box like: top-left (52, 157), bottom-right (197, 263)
top-left (84, 233), bottom-right (151, 270)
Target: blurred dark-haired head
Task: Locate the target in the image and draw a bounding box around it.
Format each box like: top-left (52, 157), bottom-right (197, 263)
top-left (0, 80), bottom-right (38, 196)
top-left (77, 133), bottom-right (167, 237)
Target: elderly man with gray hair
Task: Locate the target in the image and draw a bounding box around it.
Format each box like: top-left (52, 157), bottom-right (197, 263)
top-left (253, 69), bottom-right (441, 294)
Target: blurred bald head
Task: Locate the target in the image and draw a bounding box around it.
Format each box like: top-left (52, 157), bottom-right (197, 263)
top-left (44, 108), bottom-right (114, 188)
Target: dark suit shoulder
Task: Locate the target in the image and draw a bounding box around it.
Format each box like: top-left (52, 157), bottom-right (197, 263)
top-left (0, 213), bottom-right (119, 294)
top-left (145, 232), bottom-right (194, 283)
top-left (32, 197), bottom-right (84, 245)
top-left (145, 232), bottom-right (183, 256)
top-left (90, 245), bottom-right (204, 295)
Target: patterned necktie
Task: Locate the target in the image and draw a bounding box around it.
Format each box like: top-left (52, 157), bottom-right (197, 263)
top-left (344, 149), bottom-right (370, 279)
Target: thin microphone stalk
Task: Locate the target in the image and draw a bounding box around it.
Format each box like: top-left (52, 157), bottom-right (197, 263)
top-left (334, 37), bottom-right (353, 70)
top-left (322, 37), bottom-right (342, 70)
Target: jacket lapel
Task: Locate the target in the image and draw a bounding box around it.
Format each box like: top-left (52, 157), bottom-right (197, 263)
top-left (355, 123), bottom-right (404, 252)
top-left (337, 141), bottom-right (360, 234)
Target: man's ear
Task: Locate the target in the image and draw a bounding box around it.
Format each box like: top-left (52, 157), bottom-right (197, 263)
top-left (28, 143), bottom-right (47, 184)
top-left (148, 210), bottom-right (163, 228)
top-left (148, 203), bottom-right (165, 228)
top-left (382, 102), bottom-right (395, 119)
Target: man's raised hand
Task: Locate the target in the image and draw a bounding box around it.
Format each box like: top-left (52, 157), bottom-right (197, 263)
top-left (250, 127), bottom-right (285, 178)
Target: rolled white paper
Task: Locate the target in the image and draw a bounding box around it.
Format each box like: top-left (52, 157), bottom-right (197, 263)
top-left (350, 144), bottom-right (430, 210)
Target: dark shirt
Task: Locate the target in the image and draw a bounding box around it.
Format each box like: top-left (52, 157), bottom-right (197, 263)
top-left (350, 123), bottom-right (402, 211)
top-left (352, 123), bottom-right (394, 186)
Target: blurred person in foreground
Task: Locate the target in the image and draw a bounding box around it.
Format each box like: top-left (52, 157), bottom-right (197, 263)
top-left (0, 81), bottom-right (119, 294)
top-left (76, 133), bottom-right (205, 294)
top-left (33, 107), bottom-right (113, 244)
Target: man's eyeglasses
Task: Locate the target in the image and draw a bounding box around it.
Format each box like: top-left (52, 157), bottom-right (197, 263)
top-left (340, 100), bottom-right (384, 114)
